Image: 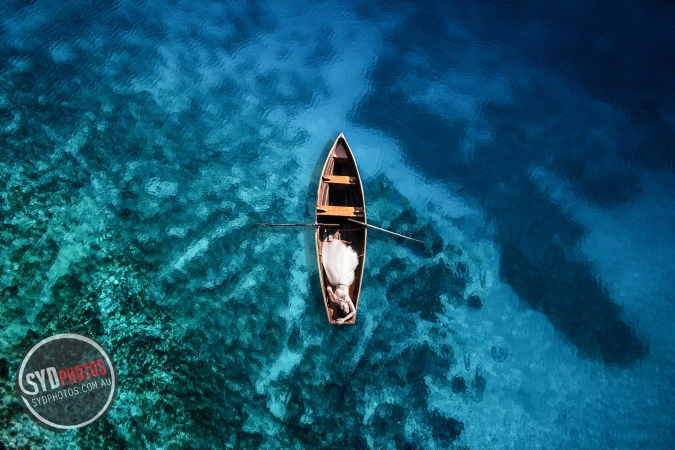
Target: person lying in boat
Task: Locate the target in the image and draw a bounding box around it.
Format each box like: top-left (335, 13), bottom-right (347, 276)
top-left (326, 285), bottom-right (355, 324)
top-left (321, 234), bottom-right (359, 325)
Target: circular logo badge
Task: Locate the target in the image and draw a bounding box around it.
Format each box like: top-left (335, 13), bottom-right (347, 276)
top-left (15, 333), bottom-right (118, 431)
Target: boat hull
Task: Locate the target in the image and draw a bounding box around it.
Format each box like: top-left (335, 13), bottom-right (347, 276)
top-left (315, 134), bottom-right (367, 324)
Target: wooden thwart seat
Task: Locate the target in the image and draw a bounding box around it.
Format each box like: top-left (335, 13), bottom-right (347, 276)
top-left (322, 175), bottom-right (357, 189)
top-left (316, 205), bottom-right (365, 217)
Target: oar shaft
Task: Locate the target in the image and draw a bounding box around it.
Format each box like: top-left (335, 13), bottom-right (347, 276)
top-left (256, 223), bottom-right (312, 226)
top-left (347, 219), bottom-right (428, 245)
top-left (256, 223), bottom-right (340, 227)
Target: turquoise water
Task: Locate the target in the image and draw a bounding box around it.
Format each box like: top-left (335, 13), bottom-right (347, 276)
top-left (1, 0), bottom-right (674, 448)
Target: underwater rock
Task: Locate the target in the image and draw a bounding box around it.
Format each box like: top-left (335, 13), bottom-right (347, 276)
top-left (286, 327), bottom-right (304, 353)
top-left (451, 375), bottom-right (467, 394)
top-left (471, 367), bottom-right (487, 402)
top-left (490, 346), bottom-right (508, 362)
top-left (376, 256), bottom-right (408, 286)
top-left (0, 376), bottom-right (22, 445)
top-left (467, 294), bottom-right (483, 309)
top-left (455, 261), bottom-right (469, 277)
top-left (371, 403), bottom-right (406, 438)
top-left (404, 342), bottom-right (454, 383)
top-left (389, 207), bottom-right (444, 257)
top-left (0, 359), bottom-right (7, 380)
top-left (379, 340), bottom-right (458, 426)
top-left (429, 411), bottom-right (464, 444)
top-left (388, 258), bottom-right (468, 321)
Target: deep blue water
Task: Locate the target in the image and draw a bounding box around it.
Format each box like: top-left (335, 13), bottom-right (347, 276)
top-left (1, 0), bottom-right (674, 448)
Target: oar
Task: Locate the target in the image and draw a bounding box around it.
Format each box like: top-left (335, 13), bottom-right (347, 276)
top-left (347, 219), bottom-right (428, 245)
top-left (256, 222), bottom-right (340, 227)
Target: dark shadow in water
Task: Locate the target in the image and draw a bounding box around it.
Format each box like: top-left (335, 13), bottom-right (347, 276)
top-left (500, 246), bottom-right (647, 366)
top-left (352, 47), bottom-right (649, 365)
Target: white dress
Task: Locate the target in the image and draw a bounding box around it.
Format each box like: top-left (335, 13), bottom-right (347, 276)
top-left (321, 237), bottom-right (359, 288)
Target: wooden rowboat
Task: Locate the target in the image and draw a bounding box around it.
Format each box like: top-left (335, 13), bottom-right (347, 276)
top-left (256, 135), bottom-right (425, 324)
top-left (315, 134), bottom-right (367, 325)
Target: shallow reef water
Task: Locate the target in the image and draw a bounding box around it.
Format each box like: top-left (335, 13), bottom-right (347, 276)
top-left (2, 0), bottom-right (675, 449)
